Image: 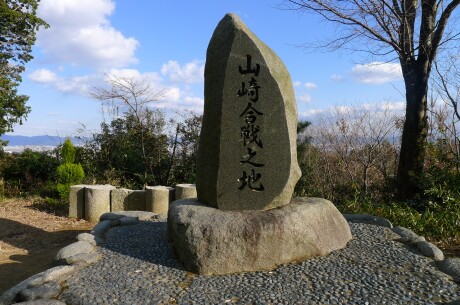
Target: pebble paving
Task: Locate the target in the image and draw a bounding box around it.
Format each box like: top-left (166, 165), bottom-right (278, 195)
top-left (59, 221), bottom-right (460, 304)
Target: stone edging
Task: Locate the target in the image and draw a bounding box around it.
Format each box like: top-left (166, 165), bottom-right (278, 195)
top-left (0, 211), bottom-right (158, 305)
top-left (343, 214), bottom-right (460, 289)
top-left (1, 212), bottom-right (459, 304)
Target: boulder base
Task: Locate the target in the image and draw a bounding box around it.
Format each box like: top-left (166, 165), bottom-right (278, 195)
top-left (168, 197), bottom-right (352, 275)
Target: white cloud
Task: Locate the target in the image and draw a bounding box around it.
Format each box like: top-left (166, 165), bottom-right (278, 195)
top-left (351, 62), bottom-right (402, 84)
top-left (184, 96), bottom-right (204, 107)
top-left (293, 81), bottom-right (302, 87)
top-left (29, 69), bottom-right (101, 95)
top-left (299, 109), bottom-right (324, 117)
top-left (298, 94), bottom-right (312, 103)
top-left (37, 0), bottom-right (138, 68)
top-left (331, 74), bottom-right (343, 81)
top-left (29, 69), bottom-right (57, 83)
top-left (29, 60), bottom-right (206, 113)
top-left (161, 60), bottom-right (204, 84)
top-left (304, 82), bottom-right (318, 89)
top-left (164, 87), bottom-right (182, 102)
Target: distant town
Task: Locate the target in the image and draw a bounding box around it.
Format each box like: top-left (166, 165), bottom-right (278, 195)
top-left (1, 135), bottom-right (85, 153)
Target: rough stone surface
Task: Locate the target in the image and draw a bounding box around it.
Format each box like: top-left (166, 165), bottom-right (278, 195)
top-left (168, 197), bottom-right (352, 275)
top-left (0, 266), bottom-right (74, 305)
top-left (343, 213), bottom-right (393, 228)
top-left (55, 241), bottom-right (94, 264)
top-left (437, 258), bottom-right (460, 282)
top-left (100, 211), bottom-right (157, 221)
top-left (64, 252), bottom-right (102, 267)
top-left (196, 13), bottom-right (301, 210)
top-left (392, 226), bottom-right (426, 243)
top-left (58, 221), bottom-right (460, 304)
top-left (111, 188), bottom-right (146, 212)
top-left (175, 184), bottom-right (197, 200)
top-left (85, 185), bottom-right (116, 222)
top-left (13, 301), bottom-right (66, 305)
top-left (77, 233), bottom-right (103, 246)
top-left (119, 216), bottom-right (140, 226)
top-left (18, 282), bottom-right (61, 302)
top-left (90, 220), bottom-right (112, 237)
top-left (68, 185), bottom-right (87, 219)
top-left (146, 186), bottom-right (169, 214)
top-left (416, 241), bottom-right (444, 261)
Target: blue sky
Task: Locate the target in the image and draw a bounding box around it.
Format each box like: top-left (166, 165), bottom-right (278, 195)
top-left (10, 0), bottom-right (406, 137)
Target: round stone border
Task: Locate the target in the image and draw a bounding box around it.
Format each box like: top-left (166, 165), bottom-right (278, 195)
top-left (0, 211), bottom-right (158, 305)
top-left (1, 211), bottom-right (459, 304)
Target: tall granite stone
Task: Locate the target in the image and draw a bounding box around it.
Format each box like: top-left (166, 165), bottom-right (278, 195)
top-left (168, 13), bottom-right (352, 275)
top-left (196, 13), bottom-right (301, 210)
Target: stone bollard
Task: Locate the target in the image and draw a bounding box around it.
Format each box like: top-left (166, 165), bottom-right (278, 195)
top-left (146, 186), bottom-right (170, 215)
top-left (165, 186), bottom-right (175, 204)
top-left (85, 185), bottom-right (116, 222)
top-left (175, 184), bottom-right (197, 200)
top-left (69, 185), bottom-right (89, 219)
top-left (111, 188), bottom-right (146, 212)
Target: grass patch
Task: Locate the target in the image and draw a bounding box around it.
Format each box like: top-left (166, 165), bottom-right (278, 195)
top-left (337, 200), bottom-right (460, 243)
top-left (31, 197), bottom-right (69, 217)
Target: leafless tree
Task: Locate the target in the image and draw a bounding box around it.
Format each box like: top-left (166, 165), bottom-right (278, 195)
top-left (285, 0), bottom-right (460, 200)
top-left (309, 105), bottom-right (400, 199)
top-left (90, 73), bottom-right (165, 185)
top-left (434, 52), bottom-right (460, 121)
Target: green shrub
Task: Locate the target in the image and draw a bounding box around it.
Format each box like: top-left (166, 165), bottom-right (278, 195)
top-left (60, 138), bottom-right (76, 164)
top-left (56, 162), bottom-right (84, 200)
top-left (55, 139), bottom-right (85, 201)
top-left (336, 199), bottom-right (460, 242)
top-left (32, 196), bottom-right (68, 216)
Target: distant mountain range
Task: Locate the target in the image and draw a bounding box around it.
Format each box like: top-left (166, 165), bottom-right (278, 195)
top-left (1, 135), bottom-right (85, 147)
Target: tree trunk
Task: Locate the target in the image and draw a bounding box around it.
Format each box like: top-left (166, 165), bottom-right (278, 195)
top-left (397, 68), bottom-right (429, 200)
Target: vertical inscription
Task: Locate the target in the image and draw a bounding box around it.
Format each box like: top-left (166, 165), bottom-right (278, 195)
top-left (237, 55), bottom-right (265, 192)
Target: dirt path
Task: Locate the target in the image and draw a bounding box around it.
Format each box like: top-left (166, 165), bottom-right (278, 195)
top-left (0, 198), bottom-right (94, 294)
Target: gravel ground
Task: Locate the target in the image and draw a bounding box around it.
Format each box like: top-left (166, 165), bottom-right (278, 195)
top-left (59, 221), bottom-right (460, 305)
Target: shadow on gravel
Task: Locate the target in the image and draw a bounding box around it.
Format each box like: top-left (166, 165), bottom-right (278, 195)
top-left (99, 221), bottom-right (185, 271)
top-left (0, 218), bottom-right (90, 295)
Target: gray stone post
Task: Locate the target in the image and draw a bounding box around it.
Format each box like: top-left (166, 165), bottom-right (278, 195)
top-left (85, 185), bottom-right (116, 222)
top-left (175, 184), bottom-right (197, 200)
top-left (69, 185), bottom-right (88, 219)
top-left (166, 186), bottom-right (175, 204)
top-left (146, 186), bottom-right (170, 215)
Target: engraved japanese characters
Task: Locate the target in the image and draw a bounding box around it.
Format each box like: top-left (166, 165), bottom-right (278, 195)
top-left (196, 13), bottom-right (301, 210)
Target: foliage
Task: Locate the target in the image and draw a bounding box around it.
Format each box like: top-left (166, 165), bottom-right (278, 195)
top-left (32, 196), bottom-right (69, 216)
top-left (56, 163), bottom-right (84, 199)
top-left (337, 199), bottom-right (460, 242)
top-left (1, 148), bottom-right (59, 196)
top-left (167, 111), bottom-right (202, 185)
top-left (296, 106), bottom-right (400, 203)
top-left (0, 0), bottom-right (48, 143)
top-left (60, 138), bottom-right (76, 163)
top-left (79, 109), bottom-right (170, 189)
top-left (56, 139), bottom-right (84, 200)
top-left (285, 0), bottom-right (460, 200)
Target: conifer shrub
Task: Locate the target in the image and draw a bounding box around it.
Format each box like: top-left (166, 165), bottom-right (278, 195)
top-left (56, 139), bottom-right (85, 201)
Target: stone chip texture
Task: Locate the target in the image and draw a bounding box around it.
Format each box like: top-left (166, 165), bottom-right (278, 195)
top-left (168, 197), bottom-right (352, 275)
top-left (437, 258), bottom-right (460, 282)
top-left (55, 241), bottom-right (94, 264)
top-left (18, 282), bottom-right (61, 302)
top-left (196, 13), bottom-right (301, 210)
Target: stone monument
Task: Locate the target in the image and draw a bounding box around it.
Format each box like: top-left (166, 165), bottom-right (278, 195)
top-left (196, 13), bottom-right (301, 211)
top-left (168, 13), bottom-right (352, 275)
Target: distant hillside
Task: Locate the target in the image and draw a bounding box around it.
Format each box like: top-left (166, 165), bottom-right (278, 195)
top-left (1, 135), bottom-right (84, 147)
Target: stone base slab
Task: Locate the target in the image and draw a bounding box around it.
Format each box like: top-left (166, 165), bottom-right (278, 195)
top-left (168, 197), bottom-right (352, 275)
